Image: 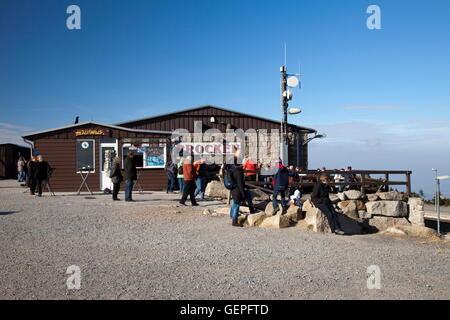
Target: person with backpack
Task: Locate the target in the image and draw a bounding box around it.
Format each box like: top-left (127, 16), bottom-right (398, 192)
top-left (109, 156), bottom-right (123, 201)
top-left (226, 153), bottom-right (257, 227)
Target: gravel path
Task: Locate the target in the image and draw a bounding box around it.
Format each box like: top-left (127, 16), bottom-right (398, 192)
top-left (0, 179), bottom-right (449, 300)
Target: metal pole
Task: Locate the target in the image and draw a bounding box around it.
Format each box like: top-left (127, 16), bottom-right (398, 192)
top-left (437, 178), bottom-right (441, 234)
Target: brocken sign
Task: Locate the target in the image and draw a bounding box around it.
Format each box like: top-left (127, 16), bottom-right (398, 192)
top-left (75, 129), bottom-right (105, 136)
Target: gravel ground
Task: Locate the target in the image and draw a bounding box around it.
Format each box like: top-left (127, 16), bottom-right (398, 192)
top-left (0, 179), bottom-right (449, 300)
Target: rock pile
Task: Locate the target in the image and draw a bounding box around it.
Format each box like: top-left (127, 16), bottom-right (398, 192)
top-left (204, 181), bottom-right (435, 237)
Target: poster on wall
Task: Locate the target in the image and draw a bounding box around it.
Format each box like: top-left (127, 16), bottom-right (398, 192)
top-left (76, 140), bottom-right (95, 171)
top-left (122, 143), bottom-right (166, 168)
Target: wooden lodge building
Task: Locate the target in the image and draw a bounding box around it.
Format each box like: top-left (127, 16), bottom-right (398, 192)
top-left (22, 105), bottom-right (317, 192)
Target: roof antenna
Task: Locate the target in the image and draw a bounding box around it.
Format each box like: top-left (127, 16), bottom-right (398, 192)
top-left (74, 116), bottom-right (79, 124)
top-left (284, 43), bottom-right (287, 67)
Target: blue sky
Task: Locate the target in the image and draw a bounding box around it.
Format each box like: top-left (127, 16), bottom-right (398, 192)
top-left (1, 0), bottom-right (449, 196)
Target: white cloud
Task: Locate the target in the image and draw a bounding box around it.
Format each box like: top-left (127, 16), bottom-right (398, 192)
top-left (0, 122), bottom-right (34, 147)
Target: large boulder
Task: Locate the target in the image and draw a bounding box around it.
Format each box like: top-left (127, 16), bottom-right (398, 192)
top-left (376, 191), bottom-right (407, 201)
top-left (302, 207), bottom-right (332, 233)
top-left (395, 225), bottom-right (439, 239)
top-left (368, 216), bottom-right (411, 231)
top-left (205, 180), bottom-right (229, 199)
top-left (367, 194), bottom-right (380, 201)
top-left (264, 202), bottom-right (283, 216)
top-left (254, 200), bottom-right (269, 211)
top-left (338, 200), bottom-right (366, 219)
top-left (285, 205), bottom-right (303, 222)
top-left (329, 194), bottom-right (340, 204)
top-left (246, 212), bottom-right (267, 227)
top-left (365, 200), bottom-right (408, 217)
top-left (344, 190), bottom-right (363, 200)
top-left (302, 199), bottom-right (315, 212)
top-left (337, 192), bottom-right (347, 201)
top-left (259, 213), bottom-right (293, 229)
top-left (408, 197), bottom-right (425, 226)
top-left (250, 189), bottom-right (270, 202)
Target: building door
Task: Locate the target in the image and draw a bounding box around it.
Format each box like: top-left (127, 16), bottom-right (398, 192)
top-left (100, 143), bottom-right (117, 191)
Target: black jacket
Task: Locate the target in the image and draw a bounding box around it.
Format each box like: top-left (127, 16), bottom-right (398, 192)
top-left (27, 161), bottom-right (36, 177)
top-left (311, 182), bottom-right (332, 206)
top-left (109, 163), bottom-right (123, 183)
top-left (123, 157), bottom-right (137, 181)
top-left (230, 164), bottom-right (247, 203)
top-left (273, 166), bottom-right (294, 191)
top-left (34, 161), bottom-right (50, 180)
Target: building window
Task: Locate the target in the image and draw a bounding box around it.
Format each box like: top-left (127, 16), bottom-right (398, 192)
top-left (76, 139), bottom-right (95, 172)
top-left (122, 143), bottom-right (166, 169)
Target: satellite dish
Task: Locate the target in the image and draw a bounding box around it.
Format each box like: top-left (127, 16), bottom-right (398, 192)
top-left (283, 90), bottom-right (293, 100)
top-left (288, 108), bottom-right (302, 115)
top-left (287, 76), bottom-right (299, 88)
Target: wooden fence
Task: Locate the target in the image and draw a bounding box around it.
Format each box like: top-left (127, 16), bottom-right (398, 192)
top-left (243, 169), bottom-right (412, 196)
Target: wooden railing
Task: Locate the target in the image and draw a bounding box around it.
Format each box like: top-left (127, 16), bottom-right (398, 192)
top-left (242, 169), bottom-right (412, 196)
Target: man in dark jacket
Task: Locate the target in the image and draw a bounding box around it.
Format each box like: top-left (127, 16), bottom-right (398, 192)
top-left (229, 157), bottom-right (257, 227)
top-left (272, 160), bottom-right (295, 215)
top-left (311, 174), bottom-right (345, 235)
top-left (34, 154), bottom-right (51, 197)
top-left (123, 152), bottom-right (137, 202)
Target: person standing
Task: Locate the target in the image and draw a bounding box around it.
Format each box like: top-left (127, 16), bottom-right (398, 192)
top-left (34, 155), bottom-right (50, 197)
top-left (179, 156), bottom-right (199, 206)
top-left (123, 152), bottom-right (137, 202)
top-left (177, 157), bottom-right (184, 194)
top-left (271, 160), bottom-right (292, 215)
top-left (242, 158), bottom-right (259, 181)
top-left (228, 155), bottom-right (257, 227)
top-left (17, 156), bottom-right (26, 182)
top-left (109, 156), bottom-right (123, 201)
top-left (194, 157), bottom-right (207, 201)
top-left (311, 174), bottom-right (345, 235)
top-left (165, 160), bottom-right (177, 193)
top-left (27, 155), bottom-right (36, 195)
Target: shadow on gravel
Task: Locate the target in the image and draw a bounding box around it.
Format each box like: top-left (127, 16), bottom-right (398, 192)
top-left (0, 211), bottom-right (19, 216)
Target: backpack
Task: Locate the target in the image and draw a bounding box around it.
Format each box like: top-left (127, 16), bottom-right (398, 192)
top-left (223, 165), bottom-right (237, 190)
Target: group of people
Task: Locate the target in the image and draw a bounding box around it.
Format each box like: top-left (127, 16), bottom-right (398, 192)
top-left (17, 154), bottom-right (52, 197)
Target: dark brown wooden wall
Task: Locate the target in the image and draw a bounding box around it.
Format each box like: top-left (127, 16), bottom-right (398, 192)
top-left (29, 124), bottom-right (170, 192)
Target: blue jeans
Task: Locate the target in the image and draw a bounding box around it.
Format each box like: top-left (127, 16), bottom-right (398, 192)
top-left (194, 176), bottom-right (206, 200)
top-left (125, 179), bottom-right (134, 201)
top-left (230, 190), bottom-right (254, 220)
top-left (178, 178), bottom-right (185, 193)
top-left (272, 189), bottom-right (288, 212)
top-left (18, 171), bottom-right (26, 182)
top-left (230, 201), bottom-right (240, 220)
top-left (167, 173), bottom-right (176, 192)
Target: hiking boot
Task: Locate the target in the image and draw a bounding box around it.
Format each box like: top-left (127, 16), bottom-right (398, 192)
top-left (334, 229), bottom-right (345, 235)
top-left (191, 203), bottom-right (199, 206)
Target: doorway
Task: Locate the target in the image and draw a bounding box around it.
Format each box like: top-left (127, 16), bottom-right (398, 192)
top-left (100, 142), bottom-right (117, 191)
